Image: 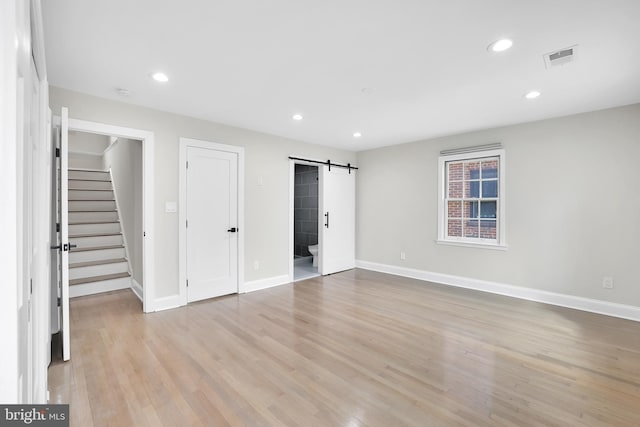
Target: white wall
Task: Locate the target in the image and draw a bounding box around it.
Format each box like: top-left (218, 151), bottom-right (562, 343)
top-left (49, 86), bottom-right (356, 299)
top-left (68, 152), bottom-right (102, 169)
top-left (103, 138), bottom-right (143, 284)
top-left (356, 103), bottom-right (640, 308)
top-left (68, 131), bottom-right (109, 169)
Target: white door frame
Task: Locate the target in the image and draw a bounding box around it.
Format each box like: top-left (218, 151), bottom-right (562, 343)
top-left (179, 138), bottom-right (245, 304)
top-left (64, 118), bottom-right (156, 313)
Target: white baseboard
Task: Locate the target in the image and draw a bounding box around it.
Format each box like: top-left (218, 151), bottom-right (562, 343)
top-left (131, 279), bottom-right (143, 302)
top-left (355, 260), bottom-right (640, 322)
top-left (69, 277), bottom-right (131, 298)
top-left (153, 294), bottom-right (185, 312)
top-left (242, 274), bottom-right (290, 293)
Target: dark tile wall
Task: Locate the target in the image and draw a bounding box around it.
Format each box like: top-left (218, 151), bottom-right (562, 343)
top-left (294, 164), bottom-right (318, 257)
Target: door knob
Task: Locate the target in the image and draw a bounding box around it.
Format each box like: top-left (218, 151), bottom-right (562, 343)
top-left (227, 227), bottom-right (237, 233)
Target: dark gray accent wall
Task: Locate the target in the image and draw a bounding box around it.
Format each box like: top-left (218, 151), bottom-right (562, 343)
top-left (294, 164), bottom-right (318, 257)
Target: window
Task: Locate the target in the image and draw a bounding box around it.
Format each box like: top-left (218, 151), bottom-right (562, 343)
top-left (438, 148), bottom-right (506, 248)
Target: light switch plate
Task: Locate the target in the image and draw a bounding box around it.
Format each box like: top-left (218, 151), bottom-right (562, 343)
top-left (165, 202), bottom-right (177, 213)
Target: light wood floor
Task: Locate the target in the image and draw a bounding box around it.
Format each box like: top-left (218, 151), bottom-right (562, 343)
top-left (48, 269), bottom-right (640, 426)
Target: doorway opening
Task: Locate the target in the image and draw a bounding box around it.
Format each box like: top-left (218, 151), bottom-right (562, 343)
top-left (291, 162), bottom-right (320, 281)
top-left (64, 131), bottom-right (143, 298)
top-left (51, 109), bottom-right (155, 363)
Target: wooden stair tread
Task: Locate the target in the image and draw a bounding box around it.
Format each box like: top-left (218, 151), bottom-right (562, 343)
top-left (68, 178), bottom-right (112, 182)
top-left (69, 199), bottom-right (115, 202)
top-left (69, 232), bottom-right (122, 238)
top-left (70, 245), bottom-right (124, 252)
top-left (70, 258), bottom-right (127, 269)
top-left (70, 272), bottom-right (130, 286)
top-left (69, 210), bottom-right (118, 213)
top-left (68, 168), bottom-right (109, 172)
top-left (68, 189), bottom-right (114, 192)
top-left (69, 221), bottom-right (119, 225)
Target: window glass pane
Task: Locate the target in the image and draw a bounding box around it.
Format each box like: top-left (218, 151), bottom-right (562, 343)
top-left (448, 181), bottom-right (463, 198)
top-left (482, 180), bottom-right (498, 198)
top-left (466, 181), bottom-right (479, 198)
top-left (448, 162), bottom-right (463, 181)
top-left (465, 161), bottom-right (480, 180)
top-left (463, 219), bottom-right (479, 237)
top-left (447, 219), bottom-right (462, 237)
top-left (447, 201), bottom-right (462, 218)
top-left (482, 159), bottom-right (498, 179)
top-left (463, 201), bottom-right (478, 218)
top-left (480, 220), bottom-right (497, 239)
top-left (480, 201), bottom-right (496, 218)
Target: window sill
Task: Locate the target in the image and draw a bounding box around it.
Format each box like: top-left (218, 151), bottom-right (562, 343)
top-left (436, 239), bottom-right (508, 251)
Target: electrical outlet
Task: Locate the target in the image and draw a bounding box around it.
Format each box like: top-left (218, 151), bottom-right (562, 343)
top-left (253, 261), bottom-right (260, 270)
top-left (400, 251), bottom-right (406, 260)
top-left (602, 277), bottom-right (614, 289)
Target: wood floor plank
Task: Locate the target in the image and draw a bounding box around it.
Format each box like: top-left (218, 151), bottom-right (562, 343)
top-left (48, 269), bottom-right (640, 426)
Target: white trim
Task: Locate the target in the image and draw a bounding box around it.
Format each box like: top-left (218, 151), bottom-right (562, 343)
top-left (435, 240), bottom-right (508, 251)
top-left (65, 118), bottom-right (155, 313)
top-left (242, 275), bottom-right (290, 293)
top-left (438, 148), bottom-right (506, 248)
top-left (69, 277), bottom-right (131, 298)
top-left (152, 295), bottom-right (184, 312)
top-left (355, 260), bottom-right (640, 322)
top-left (131, 279), bottom-right (143, 302)
top-left (179, 138), bottom-right (245, 307)
top-left (107, 168), bottom-right (134, 278)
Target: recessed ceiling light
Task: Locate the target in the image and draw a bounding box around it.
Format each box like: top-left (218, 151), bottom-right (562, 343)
top-left (488, 39), bottom-right (513, 52)
top-left (151, 72), bottom-right (169, 83)
top-left (292, 114), bottom-right (303, 121)
top-left (524, 90), bottom-right (541, 99)
top-left (353, 132), bottom-right (362, 138)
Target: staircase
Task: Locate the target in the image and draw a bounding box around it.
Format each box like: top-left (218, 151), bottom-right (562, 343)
top-left (68, 169), bottom-right (131, 297)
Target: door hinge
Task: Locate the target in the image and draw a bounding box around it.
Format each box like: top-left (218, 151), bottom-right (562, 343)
top-left (30, 278), bottom-right (33, 295)
top-left (56, 223), bottom-right (60, 232)
top-left (186, 220), bottom-right (188, 228)
top-left (186, 161), bottom-right (189, 169)
top-left (186, 279), bottom-right (189, 287)
top-left (55, 148), bottom-right (60, 158)
top-left (57, 297), bottom-right (61, 307)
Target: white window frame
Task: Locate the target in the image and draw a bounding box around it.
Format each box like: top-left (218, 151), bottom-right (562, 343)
top-left (437, 148), bottom-right (507, 250)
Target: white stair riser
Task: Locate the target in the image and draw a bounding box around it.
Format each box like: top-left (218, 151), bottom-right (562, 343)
top-left (69, 261), bottom-right (129, 280)
top-left (68, 170), bottom-right (110, 181)
top-left (70, 234), bottom-right (123, 248)
top-left (69, 200), bottom-right (116, 211)
top-left (68, 190), bottom-right (114, 200)
top-left (70, 247), bottom-right (126, 264)
top-left (69, 180), bottom-right (112, 190)
top-left (70, 277), bottom-right (131, 298)
top-left (69, 211), bottom-right (118, 223)
top-left (69, 222), bottom-right (120, 235)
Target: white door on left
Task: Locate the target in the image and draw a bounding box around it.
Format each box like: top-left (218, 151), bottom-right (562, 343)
top-left (186, 146), bottom-right (238, 302)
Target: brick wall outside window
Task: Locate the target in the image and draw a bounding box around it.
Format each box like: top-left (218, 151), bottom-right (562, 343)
top-left (445, 156), bottom-right (499, 242)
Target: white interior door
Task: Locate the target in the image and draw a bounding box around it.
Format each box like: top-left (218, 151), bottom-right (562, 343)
top-left (186, 146), bottom-right (238, 302)
top-left (59, 107), bottom-right (71, 361)
top-left (319, 166), bottom-right (356, 275)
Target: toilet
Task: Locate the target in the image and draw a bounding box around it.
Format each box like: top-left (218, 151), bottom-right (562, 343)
top-left (308, 244), bottom-right (319, 267)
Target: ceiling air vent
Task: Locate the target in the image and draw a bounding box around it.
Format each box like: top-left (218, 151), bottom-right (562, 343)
top-left (544, 45), bottom-right (578, 69)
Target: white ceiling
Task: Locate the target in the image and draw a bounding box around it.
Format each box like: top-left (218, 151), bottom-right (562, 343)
top-left (42, 0), bottom-right (640, 151)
